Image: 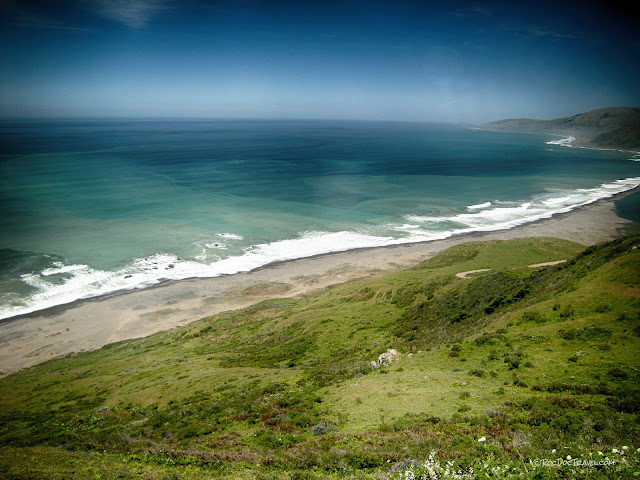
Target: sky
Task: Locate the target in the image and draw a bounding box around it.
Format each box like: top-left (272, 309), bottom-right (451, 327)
top-left (1, 0), bottom-right (639, 124)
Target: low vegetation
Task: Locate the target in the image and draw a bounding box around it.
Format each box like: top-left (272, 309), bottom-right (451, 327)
top-left (1, 236), bottom-right (639, 479)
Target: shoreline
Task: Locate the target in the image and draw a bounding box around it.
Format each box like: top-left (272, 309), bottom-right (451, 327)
top-left (1, 187), bottom-right (639, 376)
top-left (4, 178), bottom-right (640, 327)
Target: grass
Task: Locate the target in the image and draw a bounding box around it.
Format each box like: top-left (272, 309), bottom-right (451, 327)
top-left (0, 236), bottom-right (639, 479)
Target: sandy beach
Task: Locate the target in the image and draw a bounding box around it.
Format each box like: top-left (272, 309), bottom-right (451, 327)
top-left (1, 189), bottom-right (638, 376)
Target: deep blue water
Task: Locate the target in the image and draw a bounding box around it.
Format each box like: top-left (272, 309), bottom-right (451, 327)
top-left (1, 119), bottom-right (639, 319)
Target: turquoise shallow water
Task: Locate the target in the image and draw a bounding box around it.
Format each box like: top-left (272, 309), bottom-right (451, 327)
top-left (1, 119), bottom-right (639, 319)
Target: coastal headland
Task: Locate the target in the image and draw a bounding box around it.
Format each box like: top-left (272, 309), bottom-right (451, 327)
top-left (481, 106), bottom-right (640, 149)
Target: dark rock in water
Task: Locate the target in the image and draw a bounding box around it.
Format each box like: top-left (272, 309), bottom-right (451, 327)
top-left (167, 264), bottom-right (175, 269)
top-left (124, 274), bottom-right (132, 278)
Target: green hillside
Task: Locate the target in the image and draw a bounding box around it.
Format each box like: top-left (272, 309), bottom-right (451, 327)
top-left (590, 126), bottom-right (640, 149)
top-left (1, 236), bottom-right (639, 479)
top-left (482, 107), bottom-right (640, 149)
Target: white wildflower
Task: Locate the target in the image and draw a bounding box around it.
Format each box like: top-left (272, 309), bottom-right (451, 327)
top-left (622, 446), bottom-right (628, 450)
top-left (478, 436), bottom-right (487, 443)
top-left (551, 449), bottom-right (556, 454)
top-left (566, 455), bottom-right (572, 460)
top-left (613, 448), bottom-right (619, 454)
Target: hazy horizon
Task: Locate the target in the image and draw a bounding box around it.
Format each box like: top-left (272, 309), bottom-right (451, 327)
top-left (1, 1), bottom-right (639, 124)
top-left (1, 108), bottom-right (638, 125)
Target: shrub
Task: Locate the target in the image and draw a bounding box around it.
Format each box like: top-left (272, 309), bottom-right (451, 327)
top-left (513, 378), bottom-right (528, 388)
top-left (608, 390), bottom-right (640, 413)
top-left (487, 350), bottom-right (499, 361)
top-left (559, 305), bottom-right (576, 318)
top-left (551, 396), bottom-right (578, 408)
top-left (607, 367), bottom-right (628, 380)
top-left (311, 423), bottom-right (327, 436)
top-left (504, 357), bottom-right (520, 370)
top-left (474, 334), bottom-right (498, 347)
top-left (344, 452), bottom-right (384, 469)
top-left (559, 325), bottom-right (613, 340)
top-left (451, 311), bottom-right (470, 323)
top-left (521, 311), bottom-right (546, 324)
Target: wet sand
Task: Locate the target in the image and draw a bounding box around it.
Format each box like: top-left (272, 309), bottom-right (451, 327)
top-left (1, 189), bottom-right (638, 376)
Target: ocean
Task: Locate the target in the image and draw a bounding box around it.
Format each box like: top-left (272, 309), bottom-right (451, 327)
top-left (1, 119), bottom-right (639, 320)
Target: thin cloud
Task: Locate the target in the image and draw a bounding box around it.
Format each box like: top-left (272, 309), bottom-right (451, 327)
top-left (496, 22), bottom-right (580, 41)
top-left (528, 26), bottom-right (578, 40)
top-left (94, 0), bottom-right (171, 28)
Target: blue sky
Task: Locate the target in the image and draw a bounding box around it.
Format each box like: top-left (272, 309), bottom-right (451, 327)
top-left (1, 1), bottom-right (639, 123)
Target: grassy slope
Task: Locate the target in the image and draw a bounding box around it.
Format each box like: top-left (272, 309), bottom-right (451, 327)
top-left (482, 107), bottom-right (640, 147)
top-left (590, 126), bottom-right (640, 149)
top-left (1, 236), bottom-right (639, 479)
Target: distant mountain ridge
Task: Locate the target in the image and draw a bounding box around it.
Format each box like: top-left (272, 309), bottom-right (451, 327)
top-left (482, 106), bottom-right (640, 149)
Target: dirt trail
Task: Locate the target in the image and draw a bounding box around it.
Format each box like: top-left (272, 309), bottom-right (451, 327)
top-left (456, 269), bottom-right (491, 279)
top-left (527, 260), bottom-right (567, 268)
top-left (456, 259), bottom-right (568, 279)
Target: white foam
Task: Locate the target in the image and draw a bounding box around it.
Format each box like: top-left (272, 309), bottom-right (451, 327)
top-left (393, 224), bottom-right (421, 232)
top-left (208, 231), bottom-right (396, 276)
top-left (403, 215), bottom-right (452, 224)
top-left (541, 195), bottom-right (573, 206)
top-left (427, 177), bottom-right (640, 234)
top-left (546, 136), bottom-right (575, 147)
top-left (40, 264), bottom-right (90, 276)
top-left (467, 201), bottom-right (492, 210)
top-left (218, 233), bottom-right (243, 240)
top-left (402, 177), bottom-right (640, 239)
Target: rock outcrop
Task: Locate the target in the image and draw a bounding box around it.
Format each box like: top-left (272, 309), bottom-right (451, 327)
top-left (371, 349), bottom-right (401, 370)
